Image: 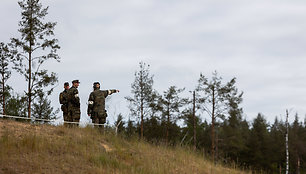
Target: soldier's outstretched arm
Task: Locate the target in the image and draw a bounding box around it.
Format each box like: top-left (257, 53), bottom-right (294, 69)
top-left (108, 89), bottom-right (120, 95)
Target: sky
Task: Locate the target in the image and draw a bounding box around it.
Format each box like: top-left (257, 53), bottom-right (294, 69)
top-left (1, 0), bottom-right (306, 125)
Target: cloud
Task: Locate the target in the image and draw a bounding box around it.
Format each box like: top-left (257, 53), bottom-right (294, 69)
top-left (1, 0), bottom-right (306, 123)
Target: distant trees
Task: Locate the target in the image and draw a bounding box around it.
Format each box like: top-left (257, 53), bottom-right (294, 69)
top-left (114, 114), bottom-right (125, 135)
top-left (247, 113), bottom-right (270, 170)
top-left (10, 0), bottom-right (60, 118)
top-left (123, 62), bottom-right (306, 173)
top-left (289, 114), bottom-right (305, 174)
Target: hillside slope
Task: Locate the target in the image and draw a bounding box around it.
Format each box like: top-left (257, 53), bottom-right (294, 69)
top-left (0, 119), bottom-right (249, 174)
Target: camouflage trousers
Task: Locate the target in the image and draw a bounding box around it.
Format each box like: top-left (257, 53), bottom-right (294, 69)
top-left (61, 105), bottom-right (69, 121)
top-left (67, 107), bottom-right (80, 123)
top-left (91, 112), bottom-right (107, 125)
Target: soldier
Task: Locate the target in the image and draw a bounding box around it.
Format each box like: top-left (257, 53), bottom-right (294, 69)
top-left (67, 80), bottom-right (81, 124)
top-left (59, 82), bottom-right (69, 122)
top-left (87, 82), bottom-right (119, 126)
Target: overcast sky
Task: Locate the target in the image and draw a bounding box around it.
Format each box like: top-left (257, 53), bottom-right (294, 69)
top-left (1, 0), bottom-right (306, 125)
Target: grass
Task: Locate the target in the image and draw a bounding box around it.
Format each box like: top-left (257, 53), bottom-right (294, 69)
top-left (0, 119), bottom-right (250, 174)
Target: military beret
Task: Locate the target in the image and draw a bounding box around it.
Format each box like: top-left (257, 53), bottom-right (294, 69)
top-left (64, 82), bottom-right (69, 86)
top-left (72, 80), bottom-right (80, 84)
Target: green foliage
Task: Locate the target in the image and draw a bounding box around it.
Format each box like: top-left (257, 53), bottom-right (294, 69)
top-left (5, 93), bottom-right (27, 117)
top-left (125, 61), bottom-right (154, 118)
top-left (246, 113), bottom-right (270, 171)
top-left (32, 89), bottom-right (59, 120)
top-left (160, 86), bottom-right (186, 143)
top-left (10, 0), bottom-right (60, 117)
top-left (114, 113), bottom-right (125, 134)
top-left (125, 61), bottom-right (155, 138)
top-left (0, 42), bottom-right (14, 114)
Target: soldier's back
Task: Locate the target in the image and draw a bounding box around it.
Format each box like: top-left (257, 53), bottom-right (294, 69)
top-left (92, 90), bottom-right (108, 113)
top-left (68, 86), bottom-right (80, 108)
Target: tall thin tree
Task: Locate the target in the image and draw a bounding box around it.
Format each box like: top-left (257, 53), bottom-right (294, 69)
top-left (197, 71), bottom-right (242, 164)
top-left (193, 91), bottom-right (196, 150)
top-left (0, 42), bottom-right (14, 115)
top-left (11, 0), bottom-right (60, 118)
top-left (286, 110), bottom-right (289, 174)
top-left (160, 86), bottom-right (185, 144)
top-left (126, 62), bottom-right (154, 139)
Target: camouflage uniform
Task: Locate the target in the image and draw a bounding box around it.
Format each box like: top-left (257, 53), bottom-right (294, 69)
top-left (87, 88), bottom-right (118, 124)
top-left (59, 88), bottom-right (69, 121)
top-left (67, 85), bottom-right (81, 122)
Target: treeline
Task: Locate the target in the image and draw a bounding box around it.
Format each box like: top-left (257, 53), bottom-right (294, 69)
top-left (114, 62), bottom-right (306, 173)
top-left (0, 0), bottom-right (59, 120)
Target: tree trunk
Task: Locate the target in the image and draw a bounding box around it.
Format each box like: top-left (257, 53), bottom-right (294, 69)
top-left (212, 88), bottom-right (215, 164)
top-left (297, 156), bottom-right (300, 174)
top-left (2, 73), bottom-right (5, 115)
top-left (28, 8), bottom-right (33, 119)
top-left (193, 91), bottom-right (196, 151)
top-left (166, 105), bottom-right (170, 145)
top-left (28, 45), bottom-right (31, 118)
top-left (141, 98), bottom-right (143, 139)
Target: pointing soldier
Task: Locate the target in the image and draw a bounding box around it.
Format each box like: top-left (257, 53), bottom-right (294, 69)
top-left (87, 82), bottom-right (119, 126)
top-left (59, 82), bottom-right (69, 122)
top-left (67, 80), bottom-right (81, 124)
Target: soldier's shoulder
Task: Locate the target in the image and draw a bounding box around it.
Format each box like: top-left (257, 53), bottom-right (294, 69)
top-left (69, 87), bottom-right (77, 91)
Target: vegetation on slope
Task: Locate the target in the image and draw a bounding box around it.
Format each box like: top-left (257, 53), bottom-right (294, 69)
top-left (0, 119), bottom-right (249, 174)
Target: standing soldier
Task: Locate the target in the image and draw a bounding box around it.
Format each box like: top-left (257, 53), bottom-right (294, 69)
top-left (59, 82), bottom-right (69, 122)
top-left (67, 80), bottom-right (81, 125)
top-left (87, 82), bottom-right (119, 126)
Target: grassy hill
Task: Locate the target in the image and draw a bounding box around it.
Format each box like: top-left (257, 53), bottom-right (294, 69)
top-left (0, 119), bottom-right (249, 174)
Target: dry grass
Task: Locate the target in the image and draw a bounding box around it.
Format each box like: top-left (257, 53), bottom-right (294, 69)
top-left (0, 119), bottom-right (250, 174)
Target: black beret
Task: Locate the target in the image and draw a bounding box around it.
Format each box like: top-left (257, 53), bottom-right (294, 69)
top-left (93, 82), bottom-right (100, 86)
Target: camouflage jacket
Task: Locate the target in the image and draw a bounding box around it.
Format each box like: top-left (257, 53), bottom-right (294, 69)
top-left (68, 86), bottom-right (80, 108)
top-left (59, 89), bottom-right (69, 106)
top-left (87, 89), bottom-right (117, 115)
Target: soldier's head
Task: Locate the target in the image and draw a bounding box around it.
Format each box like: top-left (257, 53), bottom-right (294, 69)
top-left (64, 82), bottom-right (69, 90)
top-left (72, 80), bottom-right (80, 88)
top-left (93, 82), bottom-right (100, 90)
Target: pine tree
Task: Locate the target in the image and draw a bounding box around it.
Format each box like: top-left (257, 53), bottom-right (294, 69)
top-left (125, 62), bottom-right (154, 139)
top-left (269, 117), bottom-right (286, 173)
top-left (289, 114), bottom-right (305, 174)
top-left (220, 77), bottom-right (245, 164)
top-left (5, 93), bottom-right (27, 117)
top-left (32, 89), bottom-right (58, 122)
top-left (0, 42), bottom-right (14, 115)
top-left (114, 114), bottom-right (125, 135)
top-left (181, 108), bottom-right (202, 148)
top-left (160, 86), bottom-right (185, 144)
top-left (247, 113), bottom-right (270, 171)
top-left (197, 71), bottom-right (242, 163)
top-left (10, 0), bottom-right (60, 118)
top-left (125, 118), bottom-right (137, 138)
